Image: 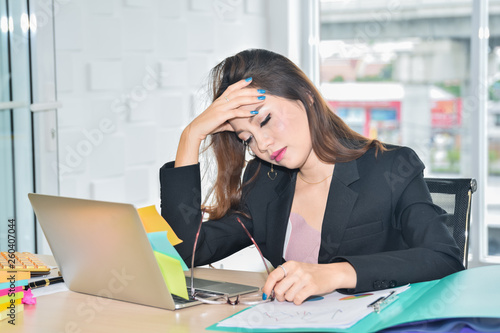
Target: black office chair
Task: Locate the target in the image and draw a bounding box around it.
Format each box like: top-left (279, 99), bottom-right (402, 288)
top-left (424, 178), bottom-right (477, 269)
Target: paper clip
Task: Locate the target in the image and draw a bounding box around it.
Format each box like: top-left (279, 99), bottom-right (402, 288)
top-left (367, 291), bottom-right (398, 313)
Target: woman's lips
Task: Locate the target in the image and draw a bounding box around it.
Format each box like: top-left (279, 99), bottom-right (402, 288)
top-left (271, 147), bottom-right (287, 162)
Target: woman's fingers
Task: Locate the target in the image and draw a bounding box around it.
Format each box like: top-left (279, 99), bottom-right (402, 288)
top-left (188, 78), bottom-right (265, 139)
top-left (206, 90), bottom-right (265, 134)
top-left (268, 263), bottom-right (311, 303)
top-left (220, 77), bottom-right (254, 100)
top-left (217, 78), bottom-right (265, 110)
top-left (262, 261), bottom-right (352, 305)
top-left (218, 90), bottom-right (265, 113)
top-left (262, 263), bottom-right (288, 299)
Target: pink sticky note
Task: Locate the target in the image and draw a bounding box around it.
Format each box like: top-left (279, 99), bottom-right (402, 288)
top-left (22, 289), bottom-right (36, 305)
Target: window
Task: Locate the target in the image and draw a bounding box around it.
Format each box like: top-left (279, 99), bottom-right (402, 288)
top-left (0, 0), bottom-right (35, 252)
top-left (319, 0), bottom-right (499, 263)
top-left (0, 0), bottom-right (58, 253)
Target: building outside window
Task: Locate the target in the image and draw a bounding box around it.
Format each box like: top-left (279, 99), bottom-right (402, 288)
top-left (319, 0), bottom-right (500, 261)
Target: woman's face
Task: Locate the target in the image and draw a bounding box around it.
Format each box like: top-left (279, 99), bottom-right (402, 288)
top-left (228, 94), bottom-right (313, 170)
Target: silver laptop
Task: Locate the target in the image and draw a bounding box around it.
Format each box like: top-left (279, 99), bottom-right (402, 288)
top-left (28, 193), bottom-right (259, 310)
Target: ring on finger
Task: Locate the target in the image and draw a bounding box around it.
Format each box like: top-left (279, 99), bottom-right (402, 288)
top-left (278, 264), bottom-right (287, 278)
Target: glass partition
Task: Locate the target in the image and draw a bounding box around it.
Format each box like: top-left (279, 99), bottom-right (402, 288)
top-left (320, 1), bottom-right (472, 175)
top-left (0, 0), bottom-right (17, 251)
top-left (0, 0), bottom-right (35, 252)
top-left (487, 41), bottom-right (500, 256)
top-left (319, 0), bottom-right (500, 261)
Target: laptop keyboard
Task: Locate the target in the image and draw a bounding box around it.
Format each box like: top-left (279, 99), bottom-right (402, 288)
top-left (172, 288), bottom-right (197, 304)
top-left (0, 252), bottom-right (51, 276)
top-left (173, 287), bottom-right (225, 305)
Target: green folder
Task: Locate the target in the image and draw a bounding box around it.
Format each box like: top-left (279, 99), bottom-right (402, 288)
top-left (207, 265), bottom-right (500, 332)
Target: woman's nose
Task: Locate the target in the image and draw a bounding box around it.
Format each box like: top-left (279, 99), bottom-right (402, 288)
top-left (253, 131), bottom-right (272, 153)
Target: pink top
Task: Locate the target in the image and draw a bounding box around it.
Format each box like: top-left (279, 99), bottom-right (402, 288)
top-left (283, 212), bottom-right (321, 264)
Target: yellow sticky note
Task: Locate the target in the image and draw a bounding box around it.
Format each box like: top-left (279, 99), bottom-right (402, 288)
top-left (153, 251), bottom-right (189, 300)
top-left (0, 297), bottom-right (22, 312)
top-left (0, 304), bottom-right (24, 321)
top-left (137, 205), bottom-right (182, 246)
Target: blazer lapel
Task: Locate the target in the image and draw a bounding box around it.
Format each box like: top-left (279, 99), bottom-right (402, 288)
top-left (265, 171), bottom-right (296, 267)
top-left (318, 159), bottom-right (360, 263)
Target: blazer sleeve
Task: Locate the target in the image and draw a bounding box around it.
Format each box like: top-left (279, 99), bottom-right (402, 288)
top-left (334, 148), bottom-right (464, 293)
top-left (159, 161), bottom-right (254, 267)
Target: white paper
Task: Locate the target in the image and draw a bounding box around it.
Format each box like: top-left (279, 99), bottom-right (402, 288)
top-left (217, 285), bottom-right (409, 330)
top-left (30, 280), bottom-right (69, 298)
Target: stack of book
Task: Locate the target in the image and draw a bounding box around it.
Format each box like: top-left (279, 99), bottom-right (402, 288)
top-left (0, 271), bottom-right (29, 323)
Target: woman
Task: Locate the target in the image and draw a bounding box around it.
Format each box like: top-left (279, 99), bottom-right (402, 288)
top-left (160, 49), bottom-right (464, 305)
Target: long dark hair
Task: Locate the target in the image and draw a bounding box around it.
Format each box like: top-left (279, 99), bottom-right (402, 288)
top-left (205, 49), bottom-right (384, 220)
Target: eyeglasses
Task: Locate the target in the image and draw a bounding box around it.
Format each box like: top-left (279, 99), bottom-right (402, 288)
top-left (190, 210), bottom-right (275, 305)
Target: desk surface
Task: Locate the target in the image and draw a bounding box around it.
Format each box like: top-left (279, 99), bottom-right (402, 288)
top-left (1, 255), bottom-right (267, 333)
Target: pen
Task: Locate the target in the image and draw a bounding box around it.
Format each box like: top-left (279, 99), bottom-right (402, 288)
top-left (24, 276), bottom-right (64, 289)
top-left (368, 291), bottom-right (397, 313)
top-left (367, 291), bottom-right (395, 309)
top-left (367, 296), bottom-right (384, 308)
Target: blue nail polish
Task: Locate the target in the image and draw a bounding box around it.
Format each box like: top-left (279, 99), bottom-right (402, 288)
top-left (262, 293), bottom-right (267, 300)
top-left (257, 89), bottom-right (266, 94)
top-left (245, 77), bottom-right (253, 82)
top-left (250, 110), bottom-right (259, 115)
top-left (258, 96), bottom-right (266, 100)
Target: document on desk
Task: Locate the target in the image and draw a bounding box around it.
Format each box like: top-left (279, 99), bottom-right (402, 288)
top-left (209, 265), bottom-right (500, 333)
top-left (214, 285), bottom-right (409, 330)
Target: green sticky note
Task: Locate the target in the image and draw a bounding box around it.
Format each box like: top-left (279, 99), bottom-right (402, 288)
top-left (148, 231), bottom-right (189, 271)
top-left (153, 251), bottom-right (189, 300)
top-left (0, 291), bottom-right (24, 305)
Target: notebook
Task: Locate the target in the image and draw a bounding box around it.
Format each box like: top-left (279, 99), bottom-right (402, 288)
top-left (28, 193), bottom-right (259, 310)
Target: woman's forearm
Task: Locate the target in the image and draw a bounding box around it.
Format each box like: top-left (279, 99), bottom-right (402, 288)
top-left (174, 126), bottom-right (203, 168)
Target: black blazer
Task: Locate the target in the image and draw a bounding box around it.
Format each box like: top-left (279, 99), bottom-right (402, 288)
top-left (160, 145), bottom-right (464, 293)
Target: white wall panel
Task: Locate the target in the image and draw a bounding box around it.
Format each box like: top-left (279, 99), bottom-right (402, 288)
top-left (125, 167), bottom-right (150, 203)
top-left (55, 52), bottom-right (73, 92)
top-left (187, 54), bottom-right (211, 87)
top-left (55, 2), bottom-right (83, 51)
top-left (90, 177), bottom-right (126, 202)
top-left (88, 61), bottom-right (123, 91)
top-left (54, 0), bottom-right (284, 217)
top-left (187, 14), bottom-right (215, 52)
top-left (89, 99), bottom-right (120, 131)
top-left (189, 0), bottom-right (211, 12)
top-left (157, 128), bottom-right (182, 163)
top-left (87, 17), bottom-right (122, 58)
top-left (159, 60), bottom-right (188, 88)
top-left (122, 55), bottom-right (148, 91)
top-left (57, 129), bottom-right (89, 175)
top-left (129, 90), bottom-right (161, 123)
top-left (88, 134), bottom-right (126, 178)
top-left (123, 0), bottom-right (151, 7)
top-left (124, 123), bottom-right (157, 165)
top-left (87, 0), bottom-right (115, 15)
top-left (157, 20), bottom-right (188, 59)
top-left (122, 9), bottom-right (155, 51)
top-left (245, 0), bottom-right (265, 15)
top-left (58, 98), bottom-right (86, 128)
top-left (156, 92), bottom-right (186, 128)
top-left (159, 0), bottom-right (184, 18)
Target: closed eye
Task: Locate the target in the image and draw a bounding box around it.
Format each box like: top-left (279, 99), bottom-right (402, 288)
top-left (260, 114), bottom-right (271, 127)
top-left (240, 113), bottom-right (270, 146)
